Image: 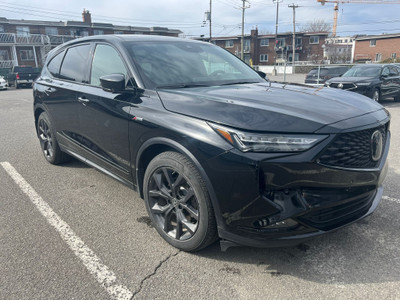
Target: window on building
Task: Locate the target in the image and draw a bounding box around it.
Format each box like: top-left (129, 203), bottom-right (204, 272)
top-left (288, 53), bottom-right (299, 62)
top-left (375, 53), bottom-right (382, 62)
top-left (45, 27), bottom-right (58, 35)
top-left (20, 49), bottom-right (34, 61)
top-left (0, 49), bottom-right (9, 60)
top-left (276, 38), bottom-right (285, 47)
top-left (93, 29), bottom-right (104, 35)
top-left (0, 25), bottom-right (4, 33)
top-left (295, 37), bottom-right (302, 47)
top-left (260, 38), bottom-right (269, 46)
top-left (114, 31), bottom-right (124, 34)
top-left (16, 26), bottom-right (30, 37)
top-left (90, 44), bottom-right (128, 87)
top-left (244, 39), bottom-right (250, 52)
top-left (59, 44), bottom-right (91, 82)
top-left (370, 39), bottom-right (376, 47)
top-left (80, 31), bottom-right (89, 37)
top-left (309, 36), bottom-right (319, 44)
top-left (225, 40), bottom-right (234, 48)
top-left (392, 53), bottom-right (397, 59)
top-left (47, 50), bottom-right (65, 78)
top-left (260, 54), bottom-right (268, 62)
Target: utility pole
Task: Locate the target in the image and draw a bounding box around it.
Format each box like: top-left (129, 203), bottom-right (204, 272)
top-left (288, 4), bottom-right (299, 73)
top-left (272, 0), bottom-right (282, 75)
top-left (209, 0), bottom-right (212, 42)
top-left (241, 0), bottom-right (250, 60)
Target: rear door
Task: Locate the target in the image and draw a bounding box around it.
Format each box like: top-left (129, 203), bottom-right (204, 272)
top-left (36, 44), bottom-right (92, 153)
top-left (76, 43), bottom-right (134, 184)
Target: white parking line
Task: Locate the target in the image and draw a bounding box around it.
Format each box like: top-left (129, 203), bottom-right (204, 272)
top-left (382, 195), bottom-right (400, 205)
top-left (0, 162), bottom-right (133, 300)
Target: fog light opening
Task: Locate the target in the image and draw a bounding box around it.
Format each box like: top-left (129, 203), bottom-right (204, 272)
top-left (254, 218), bottom-right (298, 229)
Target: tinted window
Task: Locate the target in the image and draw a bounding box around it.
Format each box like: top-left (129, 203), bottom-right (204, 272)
top-left (13, 66), bottom-right (35, 73)
top-left (90, 44), bottom-right (128, 87)
top-left (125, 41), bottom-right (263, 88)
top-left (342, 66), bottom-right (381, 77)
top-left (389, 66), bottom-right (398, 76)
top-left (60, 44), bottom-right (91, 82)
top-left (47, 51), bottom-right (65, 78)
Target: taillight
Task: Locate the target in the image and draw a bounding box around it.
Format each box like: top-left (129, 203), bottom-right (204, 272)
top-left (16, 73), bottom-right (20, 80)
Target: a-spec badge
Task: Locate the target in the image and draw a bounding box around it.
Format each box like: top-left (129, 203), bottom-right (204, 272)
top-left (371, 130), bottom-right (383, 161)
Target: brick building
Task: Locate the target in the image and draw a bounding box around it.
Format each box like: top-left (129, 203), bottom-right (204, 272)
top-left (0, 10), bottom-right (181, 68)
top-left (211, 28), bottom-right (328, 65)
top-left (353, 33), bottom-right (400, 63)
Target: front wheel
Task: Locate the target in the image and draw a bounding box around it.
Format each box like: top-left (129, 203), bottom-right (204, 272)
top-left (143, 151), bottom-right (217, 251)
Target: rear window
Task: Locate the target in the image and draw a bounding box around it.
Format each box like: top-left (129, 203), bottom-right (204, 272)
top-left (308, 68), bottom-right (329, 75)
top-left (59, 44), bottom-right (91, 83)
top-left (13, 66), bottom-right (35, 73)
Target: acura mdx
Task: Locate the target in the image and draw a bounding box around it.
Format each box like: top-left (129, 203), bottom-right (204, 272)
top-left (33, 35), bottom-right (390, 251)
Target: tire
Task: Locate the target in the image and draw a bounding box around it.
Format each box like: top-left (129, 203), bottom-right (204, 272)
top-left (143, 151), bottom-right (217, 251)
top-left (394, 94), bottom-right (400, 102)
top-left (371, 88), bottom-right (380, 102)
top-left (37, 112), bottom-right (70, 165)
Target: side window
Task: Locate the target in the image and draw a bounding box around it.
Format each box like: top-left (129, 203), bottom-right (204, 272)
top-left (47, 50), bottom-right (65, 78)
top-left (389, 66), bottom-right (398, 76)
top-left (90, 44), bottom-right (128, 87)
top-left (59, 44), bottom-right (91, 83)
top-left (381, 67), bottom-right (390, 76)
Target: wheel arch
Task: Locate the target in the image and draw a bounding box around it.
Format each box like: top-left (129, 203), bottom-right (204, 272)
top-left (135, 137), bottom-right (222, 228)
top-left (34, 104), bottom-right (46, 134)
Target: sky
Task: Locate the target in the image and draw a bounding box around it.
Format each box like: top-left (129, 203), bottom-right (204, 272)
top-left (0, 0), bottom-right (399, 38)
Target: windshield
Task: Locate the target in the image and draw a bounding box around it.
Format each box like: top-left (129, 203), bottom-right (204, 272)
top-left (124, 41), bottom-right (264, 89)
top-left (342, 66), bottom-right (381, 77)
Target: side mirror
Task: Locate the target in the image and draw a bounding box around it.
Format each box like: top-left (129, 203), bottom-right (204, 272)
top-left (100, 73), bottom-right (125, 92)
top-left (256, 70), bottom-right (267, 79)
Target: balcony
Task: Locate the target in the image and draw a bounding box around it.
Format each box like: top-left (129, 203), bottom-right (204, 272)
top-left (0, 33), bottom-right (75, 45)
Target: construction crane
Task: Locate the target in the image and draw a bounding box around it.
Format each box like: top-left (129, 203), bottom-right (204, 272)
top-left (317, 0), bottom-right (400, 37)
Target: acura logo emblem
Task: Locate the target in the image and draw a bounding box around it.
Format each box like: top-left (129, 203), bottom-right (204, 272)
top-left (338, 83), bottom-right (343, 89)
top-left (371, 130), bottom-right (383, 161)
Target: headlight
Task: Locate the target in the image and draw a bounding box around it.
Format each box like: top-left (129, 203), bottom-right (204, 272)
top-left (209, 123), bottom-right (328, 152)
top-left (355, 82), bottom-right (371, 86)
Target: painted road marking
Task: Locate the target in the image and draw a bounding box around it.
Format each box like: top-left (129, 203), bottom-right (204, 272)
top-left (0, 162), bottom-right (133, 300)
top-left (382, 195), bottom-right (400, 205)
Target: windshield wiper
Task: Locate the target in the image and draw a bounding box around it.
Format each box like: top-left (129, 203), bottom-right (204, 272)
top-left (157, 83), bottom-right (210, 89)
top-left (219, 81), bottom-right (260, 86)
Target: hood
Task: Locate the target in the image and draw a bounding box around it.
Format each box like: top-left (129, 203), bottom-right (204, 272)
top-left (157, 82), bottom-right (384, 133)
top-left (327, 76), bottom-right (375, 83)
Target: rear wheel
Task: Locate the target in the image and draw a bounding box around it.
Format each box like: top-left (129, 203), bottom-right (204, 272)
top-left (394, 93), bottom-right (400, 102)
top-left (37, 112), bottom-right (69, 164)
top-left (371, 88), bottom-right (380, 102)
top-left (143, 151), bottom-right (217, 251)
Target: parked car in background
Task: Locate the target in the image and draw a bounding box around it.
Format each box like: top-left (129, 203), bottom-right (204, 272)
top-left (305, 66), bottom-right (350, 85)
top-left (325, 64), bottom-right (400, 102)
top-left (8, 66), bottom-right (40, 88)
top-left (34, 35), bottom-right (390, 251)
top-left (0, 76), bottom-right (7, 90)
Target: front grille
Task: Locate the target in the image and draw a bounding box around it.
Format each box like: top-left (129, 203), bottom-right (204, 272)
top-left (329, 82), bottom-right (356, 90)
top-left (298, 189), bottom-right (376, 231)
top-left (318, 124), bottom-right (387, 169)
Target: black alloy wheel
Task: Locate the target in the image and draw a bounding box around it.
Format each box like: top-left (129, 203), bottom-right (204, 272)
top-left (37, 112), bottom-right (69, 165)
top-left (144, 152), bottom-right (217, 251)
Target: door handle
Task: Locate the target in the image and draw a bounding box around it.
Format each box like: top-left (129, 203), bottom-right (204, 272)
top-left (78, 96), bottom-right (90, 103)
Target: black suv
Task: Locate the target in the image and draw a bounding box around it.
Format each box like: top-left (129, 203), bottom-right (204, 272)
top-left (33, 35), bottom-right (390, 251)
top-left (325, 64), bottom-right (400, 102)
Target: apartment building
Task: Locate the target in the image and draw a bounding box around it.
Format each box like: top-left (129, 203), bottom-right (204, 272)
top-left (0, 10), bottom-right (181, 68)
top-left (323, 36), bottom-right (354, 63)
top-left (353, 33), bottom-right (400, 63)
top-left (211, 28), bottom-right (328, 66)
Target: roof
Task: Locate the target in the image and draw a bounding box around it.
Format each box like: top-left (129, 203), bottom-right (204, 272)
top-left (356, 33), bottom-right (400, 41)
top-left (0, 17), bottom-right (182, 34)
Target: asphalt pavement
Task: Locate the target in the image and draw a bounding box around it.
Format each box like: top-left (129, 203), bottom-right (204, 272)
top-left (1, 87), bottom-right (400, 300)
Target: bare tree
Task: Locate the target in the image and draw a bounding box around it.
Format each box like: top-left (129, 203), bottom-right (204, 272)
top-left (301, 19), bottom-right (331, 33)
